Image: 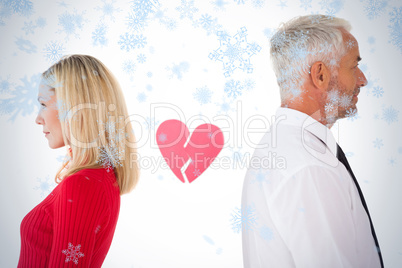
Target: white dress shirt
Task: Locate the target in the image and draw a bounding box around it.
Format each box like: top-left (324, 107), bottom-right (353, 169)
top-left (242, 107), bottom-right (381, 268)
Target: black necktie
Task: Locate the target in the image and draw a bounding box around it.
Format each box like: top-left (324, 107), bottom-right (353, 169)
top-left (336, 144), bottom-right (384, 268)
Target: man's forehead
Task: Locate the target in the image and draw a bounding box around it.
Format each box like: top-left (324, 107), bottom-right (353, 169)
top-left (340, 29), bottom-right (360, 60)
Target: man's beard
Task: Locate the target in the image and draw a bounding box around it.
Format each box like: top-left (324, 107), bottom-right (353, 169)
top-left (323, 74), bottom-right (356, 124)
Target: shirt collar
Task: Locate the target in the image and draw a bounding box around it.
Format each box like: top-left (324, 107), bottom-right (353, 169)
top-left (275, 107), bottom-right (338, 158)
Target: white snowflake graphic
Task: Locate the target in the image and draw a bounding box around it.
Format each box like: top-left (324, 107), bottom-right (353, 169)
top-left (166, 61), bottom-right (190, 79)
top-left (373, 138), bottom-right (383, 149)
top-left (95, 0), bottom-right (122, 21)
top-left (346, 108), bottom-right (359, 121)
top-left (300, 0), bottom-right (312, 11)
top-left (92, 23), bottom-right (108, 47)
top-left (327, 90), bottom-right (340, 103)
top-left (15, 37), bottom-right (37, 54)
top-left (339, 94), bottom-right (352, 108)
top-left (372, 86), bottom-right (384, 98)
top-left (0, 73), bottom-right (41, 122)
top-left (259, 225), bottom-right (274, 241)
top-left (381, 105), bottom-right (399, 124)
top-left (62, 243), bottom-right (85, 265)
top-left (363, 0), bottom-right (388, 20)
top-left (33, 176), bottom-right (55, 198)
top-left (193, 169), bottom-right (201, 177)
top-left (224, 79), bottom-right (243, 98)
top-left (231, 205), bottom-right (257, 233)
top-left (158, 133), bottom-right (168, 143)
top-left (97, 118), bottom-right (126, 170)
top-left (176, 0), bottom-right (198, 20)
top-left (137, 92), bottom-right (147, 102)
top-left (43, 41), bottom-right (65, 64)
top-left (324, 102), bottom-right (334, 113)
top-left (388, 7), bottom-right (402, 53)
top-left (209, 27), bottom-right (261, 77)
top-left (57, 10), bottom-right (87, 39)
top-left (193, 86), bottom-right (213, 105)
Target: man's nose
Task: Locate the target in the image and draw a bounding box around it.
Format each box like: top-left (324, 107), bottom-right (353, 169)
top-left (357, 68), bottom-right (368, 87)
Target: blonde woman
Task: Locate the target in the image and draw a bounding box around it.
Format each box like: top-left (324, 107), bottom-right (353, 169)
top-left (18, 55), bottom-right (139, 267)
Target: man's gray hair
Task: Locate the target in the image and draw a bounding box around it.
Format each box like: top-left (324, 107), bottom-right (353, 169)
top-left (270, 15), bottom-right (351, 102)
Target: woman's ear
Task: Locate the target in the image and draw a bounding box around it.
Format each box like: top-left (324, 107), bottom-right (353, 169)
top-left (310, 61), bottom-right (330, 90)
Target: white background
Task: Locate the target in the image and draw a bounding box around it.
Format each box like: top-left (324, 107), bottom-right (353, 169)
top-left (0, 0), bottom-right (401, 267)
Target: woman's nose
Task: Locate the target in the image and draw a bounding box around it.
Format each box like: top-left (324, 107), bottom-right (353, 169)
top-left (35, 113), bottom-right (43, 125)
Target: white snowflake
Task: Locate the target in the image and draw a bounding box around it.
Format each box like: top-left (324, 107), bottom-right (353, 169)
top-left (211, 0), bottom-right (229, 11)
top-left (372, 86), bottom-right (384, 98)
top-left (43, 41), bottom-right (65, 63)
top-left (300, 0), bottom-right (312, 11)
top-left (373, 138), bottom-right (383, 149)
top-left (15, 37), bottom-right (37, 54)
top-left (388, 7), bottom-right (402, 53)
top-left (57, 10), bottom-right (86, 39)
top-left (325, 102), bottom-right (334, 113)
top-left (327, 90), bottom-right (340, 103)
top-left (346, 108), bottom-right (359, 121)
top-left (130, 0), bottom-right (160, 18)
top-left (176, 0), bottom-right (198, 20)
top-left (144, 116), bottom-right (159, 130)
top-left (0, 73), bottom-right (41, 122)
top-left (193, 169), bottom-right (201, 177)
top-left (126, 12), bottom-right (147, 32)
top-left (209, 27), bottom-right (261, 77)
top-left (259, 225), bottom-right (274, 241)
top-left (137, 53), bottom-right (146, 63)
top-left (95, 0), bottom-right (122, 21)
top-left (193, 86), bottom-right (213, 105)
top-left (231, 205), bottom-right (257, 233)
top-left (92, 24), bottom-right (108, 47)
top-left (252, 0), bottom-right (265, 8)
top-left (97, 118), bottom-right (125, 170)
top-left (62, 243), bottom-right (85, 265)
top-left (118, 33), bottom-right (136, 52)
top-left (215, 97), bottom-right (234, 115)
top-left (166, 61), bottom-right (190, 79)
top-left (364, 0), bottom-right (388, 20)
top-left (158, 133), bottom-right (168, 143)
top-left (339, 94), bottom-right (352, 108)
top-left (234, 0), bottom-right (246, 4)
top-left (381, 105), bottom-right (399, 124)
top-left (33, 176), bottom-right (55, 198)
top-left (162, 17), bottom-right (177, 30)
top-left (22, 20), bottom-right (36, 35)
top-left (224, 79), bottom-right (244, 98)
top-left (3, 0), bottom-right (33, 16)
top-left (36, 17), bottom-right (47, 28)
top-left (388, 157), bottom-right (397, 166)
top-left (251, 169), bottom-right (270, 184)
top-left (122, 59), bottom-right (136, 75)
top-left (137, 92), bottom-right (147, 102)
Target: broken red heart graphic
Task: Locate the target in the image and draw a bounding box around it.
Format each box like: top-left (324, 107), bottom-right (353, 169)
top-left (156, 119), bottom-right (224, 183)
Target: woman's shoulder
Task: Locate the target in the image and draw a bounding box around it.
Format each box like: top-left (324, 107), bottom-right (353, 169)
top-left (61, 167), bottom-right (120, 196)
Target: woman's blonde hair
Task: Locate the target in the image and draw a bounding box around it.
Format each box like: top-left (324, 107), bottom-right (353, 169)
top-left (43, 54), bottom-right (139, 195)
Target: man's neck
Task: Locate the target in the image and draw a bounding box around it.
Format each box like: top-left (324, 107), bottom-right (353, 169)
top-left (281, 103), bottom-right (336, 129)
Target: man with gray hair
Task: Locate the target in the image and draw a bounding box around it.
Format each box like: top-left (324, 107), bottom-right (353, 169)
top-left (241, 15), bottom-right (383, 267)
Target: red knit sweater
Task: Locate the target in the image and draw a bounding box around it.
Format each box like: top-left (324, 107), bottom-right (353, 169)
top-left (18, 167), bottom-right (121, 267)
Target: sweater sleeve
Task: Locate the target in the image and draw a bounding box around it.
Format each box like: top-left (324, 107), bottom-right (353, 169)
top-left (48, 174), bottom-right (111, 267)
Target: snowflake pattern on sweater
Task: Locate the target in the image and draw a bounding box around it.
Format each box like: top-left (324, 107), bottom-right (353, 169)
top-left (62, 243), bottom-right (85, 265)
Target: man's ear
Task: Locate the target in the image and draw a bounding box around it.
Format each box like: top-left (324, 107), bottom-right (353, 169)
top-left (310, 61), bottom-right (330, 90)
